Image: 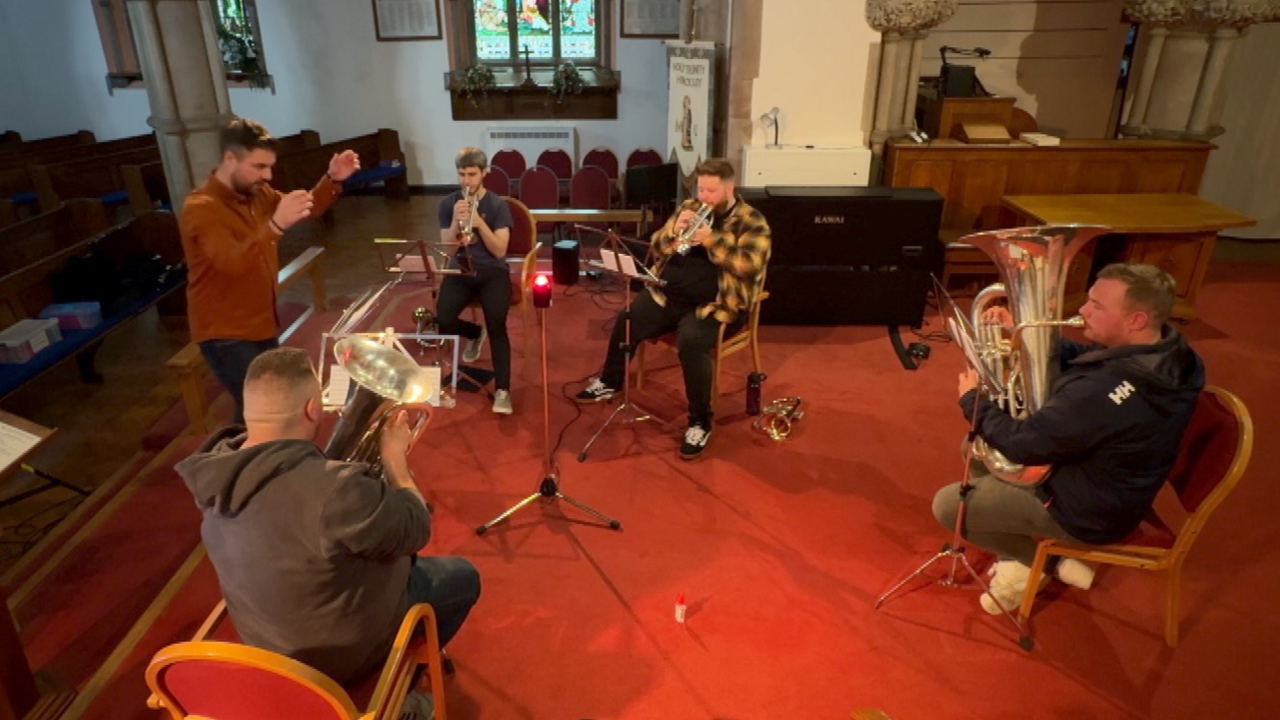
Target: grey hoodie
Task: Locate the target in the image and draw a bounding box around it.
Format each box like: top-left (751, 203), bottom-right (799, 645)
top-left (175, 427), bottom-right (431, 683)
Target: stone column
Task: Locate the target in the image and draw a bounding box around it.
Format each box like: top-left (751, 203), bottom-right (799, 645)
top-left (1121, 0), bottom-right (1279, 140)
top-left (126, 0), bottom-right (234, 213)
top-left (866, 0), bottom-right (958, 160)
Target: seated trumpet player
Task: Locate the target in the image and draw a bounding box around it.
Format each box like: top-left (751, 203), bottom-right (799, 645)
top-left (575, 158), bottom-right (771, 460)
top-left (436, 147), bottom-right (515, 414)
top-left (933, 264), bottom-right (1204, 614)
top-left (176, 348), bottom-right (481, 690)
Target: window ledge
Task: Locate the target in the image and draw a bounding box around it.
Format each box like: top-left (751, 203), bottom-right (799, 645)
top-left (445, 69), bottom-right (620, 120)
top-left (104, 72), bottom-right (275, 95)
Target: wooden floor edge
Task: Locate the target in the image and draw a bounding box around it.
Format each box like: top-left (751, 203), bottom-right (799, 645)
top-left (1, 450), bottom-right (152, 590)
top-left (57, 544), bottom-right (207, 720)
top-left (5, 437), bottom-right (194, 609)
top-left (20, 691), bottom-right (76, 720)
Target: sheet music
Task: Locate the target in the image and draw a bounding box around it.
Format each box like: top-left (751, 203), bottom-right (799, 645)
top-left (599, 248), bottom-right (620, 272)
top-left (324, 366), bottom-right (351, 408)
top-left (427, 255), bottom-right (462, 275)
top-left (617, 253), bottom-right (638, 277)
top-left (0, 421), bottom-right (41, 469)
top-left (399, 254), bottom-right (425, 273)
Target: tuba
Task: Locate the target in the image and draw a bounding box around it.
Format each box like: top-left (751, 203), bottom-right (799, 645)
top-left (323, 336), bottom-right (437, 476)
top-left (946, 225), bottom-right (1110, 486)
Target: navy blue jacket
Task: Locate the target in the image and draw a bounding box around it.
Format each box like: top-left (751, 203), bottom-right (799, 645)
top-left (960, 326), bottom-right (1205, 544)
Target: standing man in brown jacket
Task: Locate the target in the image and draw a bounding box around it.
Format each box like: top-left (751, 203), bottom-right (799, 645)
top-left (180, 117), bottom-right (359, 424)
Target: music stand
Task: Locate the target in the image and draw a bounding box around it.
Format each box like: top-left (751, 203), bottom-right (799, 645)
top-left (624, 162), bottom-right (678, 236)
top-left (477, 277), bottom-right (621, 535)
top-left (577, 229), bottom-right (673, 463)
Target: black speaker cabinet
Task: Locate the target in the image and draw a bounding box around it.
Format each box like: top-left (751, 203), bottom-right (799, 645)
top-left (940, 64), bottom-right (976, 98)
top-left (742, 186), bottom-right (944, 327)
top-left (552, 239), bottom-right (579, 286)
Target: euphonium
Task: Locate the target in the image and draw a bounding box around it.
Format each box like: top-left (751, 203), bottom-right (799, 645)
top-left (323, 336), bottom-right (437, 476)
top-left (946, 225), bottom-right (1110, 486)
top-left (674, 203), bottom-right (714, 255)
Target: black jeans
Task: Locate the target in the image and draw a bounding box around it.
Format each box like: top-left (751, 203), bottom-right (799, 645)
top-left (199, 338), bottom-right (279, 426)
top-left (600, 291), bottom-right (741, 426)
top-left (436, 267), bottom-right (512, 391)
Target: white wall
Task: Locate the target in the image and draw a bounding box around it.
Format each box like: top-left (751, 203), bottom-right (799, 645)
top-left (749, 0), bottom-right (879, 148)
top-left (1, 0), bottom-right (669, 185)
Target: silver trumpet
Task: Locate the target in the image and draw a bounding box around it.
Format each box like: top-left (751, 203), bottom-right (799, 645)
top-left (323, 336), bottom-right (437, 478)
top-left (674, 203), bottom-right (714, 255)
top-left (457, 187), bottom-right (477, 244)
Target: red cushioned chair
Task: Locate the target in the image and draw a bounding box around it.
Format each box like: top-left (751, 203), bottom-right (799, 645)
top-left (1017, 385), bottom-right (1254, 647)
top-left (145, 600), bottom-right (449, 720)
top-left (625, 147), bottom-right (663, 170)
top-left (490, 149), bottom-right (526, 196)
top-left (535, 148), bottom-right (573, 204)
top-left (483, 164), bottom-right (510, 197)
top-left (582, 147), bottom-right (621, 206)
top-left (518, 166), bottom-right (559, 234)
top-left (570, 166), bottom-right (612, 233)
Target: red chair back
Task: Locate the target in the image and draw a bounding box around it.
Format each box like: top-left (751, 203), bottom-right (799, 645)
top-left (504, 196), bottom-right (536, 258)
top-left (518, 166), bottom-right (559, 233)
top-left (583, 147), bottom-right (619, 179)
top-left (626, 147), bottom-right (664, 169)
top-left (491, 149), bottom-right (526, 194)
top-left (570, 166), bottom-right (611, 210)
top-left (483, 165), bottom-right (510, 196)
top-left (535, 148), bottom-right (574, 181)
top-left (1166, 390), bottom-right (1244, 513)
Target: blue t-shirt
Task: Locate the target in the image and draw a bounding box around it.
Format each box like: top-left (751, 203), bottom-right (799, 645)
top-left (437, 190), bottom-right (513, 272)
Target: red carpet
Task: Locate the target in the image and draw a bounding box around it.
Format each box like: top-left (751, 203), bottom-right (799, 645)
top-left (28, 261), bottom-right (1280, 719)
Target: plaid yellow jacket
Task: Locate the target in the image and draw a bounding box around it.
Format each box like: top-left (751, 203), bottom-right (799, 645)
top-left (648, 196), bottom-right (772, 323)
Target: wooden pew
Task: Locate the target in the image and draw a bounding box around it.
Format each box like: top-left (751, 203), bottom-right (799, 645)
top-left (0, 211), bottom-right (186, 399)
top-left (166, 246), bottom-right (328, 434)
top-left (273, 129), bottom-right (408, 200)
top-left (0, 200), bottom-right (111, 276)
top-left (1, 134), bottom-right (158, 225)
top-left (30, 146), bottom-right (162, 212)
top-left (0, 130), bottom-right (96, 157)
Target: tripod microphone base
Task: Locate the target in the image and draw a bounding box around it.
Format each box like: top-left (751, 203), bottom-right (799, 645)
top-left (475, 473), bottom-right (622, 535)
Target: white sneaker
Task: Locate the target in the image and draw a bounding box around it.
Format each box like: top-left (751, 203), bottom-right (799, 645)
top-left (492, 389), bottom-right (513, 415)
top-left (1055, 557), bottom-right (1095, 590)
top-left (462, 327), bottom-right (487, 363)
top-left (979, 560), bottom-right (1048, 615)
top-left (398, 691), bottom-right (434, 720)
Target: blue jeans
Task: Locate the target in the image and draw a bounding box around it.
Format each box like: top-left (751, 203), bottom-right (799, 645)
top-left (199, 338), bottom-right (279, 426)
top-left (404, 556), bottom-right (481, 648)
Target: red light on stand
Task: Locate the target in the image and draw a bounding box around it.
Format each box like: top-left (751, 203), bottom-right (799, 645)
top-left (532, 273), bottom-right (552, 308)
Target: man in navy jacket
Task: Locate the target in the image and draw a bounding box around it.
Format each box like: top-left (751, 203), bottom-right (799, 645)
top-left (933, 263), bottom-right (1205, 615)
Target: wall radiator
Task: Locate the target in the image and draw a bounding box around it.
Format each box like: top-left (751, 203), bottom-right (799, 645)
top-left (483, 126), bottom-right (578, 168)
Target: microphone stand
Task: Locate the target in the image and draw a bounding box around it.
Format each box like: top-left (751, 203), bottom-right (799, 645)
top-left (874, 375), bottom-right (1033, 651)
top-left (476, 281), bottom-right (621, 535)
top-left (576, 228), bottom-right (674, 462)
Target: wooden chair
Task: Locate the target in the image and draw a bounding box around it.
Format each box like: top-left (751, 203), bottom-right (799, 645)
top-left (636, 268), bottom-right (769, 420)
top-left (1017, 385), bottom-right (1254, 647)
top-left (145, 600), bottom-right (449, 720)
top-left (490, 149), bottom-right (526, 196)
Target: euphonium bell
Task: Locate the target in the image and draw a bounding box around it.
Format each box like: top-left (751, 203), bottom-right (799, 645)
top-left (944, 225), bottom-right (1109, 486)
top-left (323, 336), bottom-right (438, 475)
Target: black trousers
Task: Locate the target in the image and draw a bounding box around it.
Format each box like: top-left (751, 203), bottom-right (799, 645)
top-left (199, 337), bottom-right (279, 426)
top-left (435, 267), bottom-right (512, 391)
top-left (600, 291), bottom-right (741, 426)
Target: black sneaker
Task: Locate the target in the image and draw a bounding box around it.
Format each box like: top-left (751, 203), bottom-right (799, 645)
top-left (679, 422), bottom-right (712, 460)
top-left (573, 378), bottom-right (617, 403)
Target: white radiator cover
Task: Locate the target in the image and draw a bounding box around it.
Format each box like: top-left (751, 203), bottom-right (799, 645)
top-left (484, 126), bottom-right (578, 167)
top-left (740, 146), bottom-right (872, 188)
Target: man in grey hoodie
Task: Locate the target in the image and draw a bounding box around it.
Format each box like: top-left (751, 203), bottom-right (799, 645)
top-left (176, 347), bottom-right (480, 684)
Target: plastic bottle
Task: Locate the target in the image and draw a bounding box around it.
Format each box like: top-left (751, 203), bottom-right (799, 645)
top-left (746, 372), bottom-right (767, 415)
top-left (674, 593), bottom-right (687, 624)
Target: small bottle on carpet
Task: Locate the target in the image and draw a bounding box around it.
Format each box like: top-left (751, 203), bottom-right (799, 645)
top-left (674, 593), bottom-right (687, 624)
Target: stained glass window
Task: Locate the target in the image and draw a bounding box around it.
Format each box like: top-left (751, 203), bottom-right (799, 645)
top-left (469, 0), bottom-right (599, 66)
top-left (212, 0), bottom-right (267, 76)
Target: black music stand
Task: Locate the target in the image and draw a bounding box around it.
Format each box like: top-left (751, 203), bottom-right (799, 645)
top-left (477, 277), bottom-right (621, 534)
top-left (577, 229), bottom-right (673, 462)
top-left (624, 162), bottom-right (678, 237)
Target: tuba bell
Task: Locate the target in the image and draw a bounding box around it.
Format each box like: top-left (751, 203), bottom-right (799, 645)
top-left (945, 225), bottom-right (1110, 486)
top-left (323, 336), bottom-right (437, 476)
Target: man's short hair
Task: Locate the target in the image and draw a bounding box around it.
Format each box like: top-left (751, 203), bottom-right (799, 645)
top-left (1097, 263), bottom-right (1177, 325)
top-left (694, 158), bottom-right (735, 181)
top-left (220, 117), bottom-right (278, 157)
top-left (245, 347), bottom-right (316, 391)
top-left (456, 146), bottom-right (488, 170)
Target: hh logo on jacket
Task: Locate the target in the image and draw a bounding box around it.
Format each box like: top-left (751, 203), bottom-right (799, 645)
top-left (1108, 380), bottom-right (1136, 405)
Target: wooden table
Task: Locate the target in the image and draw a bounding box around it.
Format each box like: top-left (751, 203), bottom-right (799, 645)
top-left (528, 208), bottom-right (652, 239)
top-left (1001, 193), bottom-right (1256, 320)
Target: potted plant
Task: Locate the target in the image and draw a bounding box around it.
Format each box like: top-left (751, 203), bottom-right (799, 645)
top-left (550, 61), bottom-right (585, 104)
top-left (459, 64), bottom-right (497, 106)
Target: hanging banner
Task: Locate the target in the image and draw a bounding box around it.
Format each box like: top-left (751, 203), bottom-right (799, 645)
top-left (665, 41), bottom-right (716, 178)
